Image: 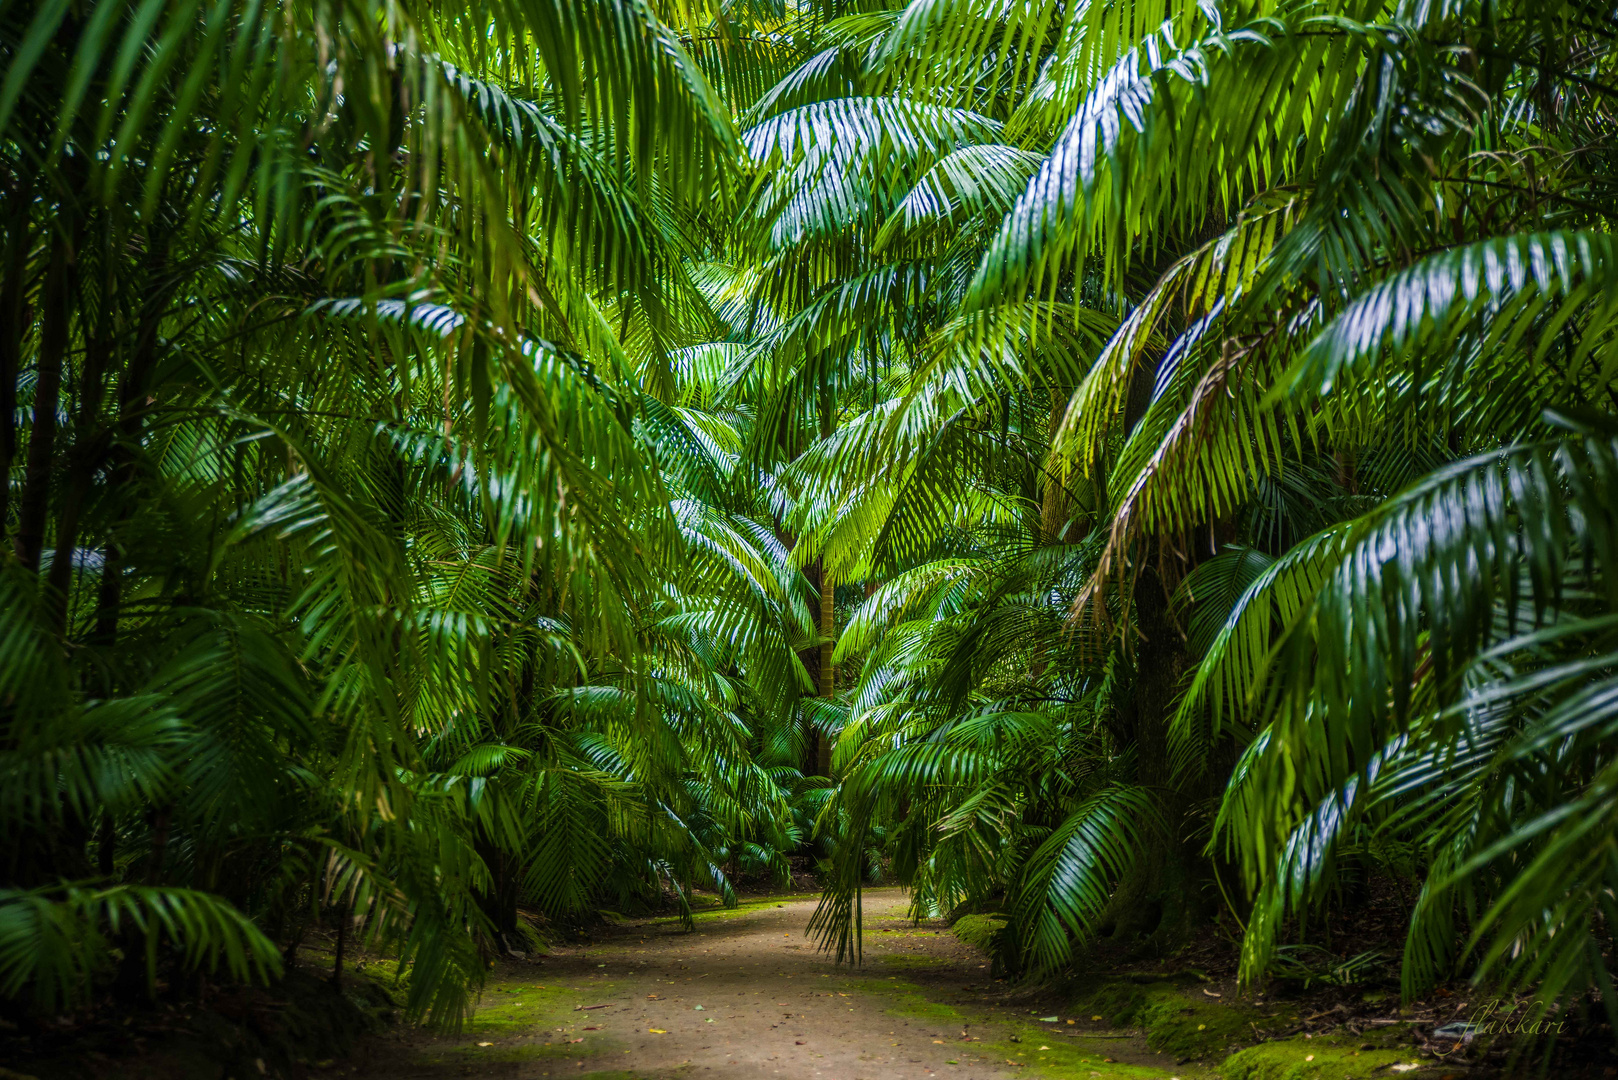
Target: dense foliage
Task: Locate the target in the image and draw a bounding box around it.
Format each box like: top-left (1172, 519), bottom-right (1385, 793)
top-left (3, 0), bottom-right (1615, 1045)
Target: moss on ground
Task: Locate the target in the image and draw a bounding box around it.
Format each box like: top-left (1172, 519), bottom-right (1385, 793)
top-left (647, 897), bottom-right (800, 927)
top-left (874, 952), bottom-right (950, 969)
top-left (981, 1017), bottom-right (1207, 1079)
top-left (412, 974), bottom-right (627, 1070)
top-left (853, 977), bottom-right (1204, 1078)
top-left (1072, 980), bottom-right (1298, 1063)
top-left (1136, 992), bottom-right (1265, 1060)
top-left (1082, 982), bottom-right (1154, 1027)
top-left (980, 1031), bottom-right (1177, 1078)
top-left (464, 980), bottom-right (589, 1035)
top-left (1220, 1036), bottom-right (1443, 1080)
top-left (852, 976), bottom-right (965, 1025)
top-left (951, 913), bottom-right (1007, 952)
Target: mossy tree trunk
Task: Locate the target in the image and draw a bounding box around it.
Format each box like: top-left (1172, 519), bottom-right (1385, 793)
top-left (1098, 564), bottom-right (1214, 950)
top-left (1094, 348), bottom-right (1217, 953)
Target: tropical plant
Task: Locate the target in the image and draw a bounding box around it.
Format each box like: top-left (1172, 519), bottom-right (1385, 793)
top-left (0, 0), bottom-right (816, 1028)
top-left (733, 0), bottom-right (1618, 1037)
top-left (5, 0), bottom-right (1617, 1052)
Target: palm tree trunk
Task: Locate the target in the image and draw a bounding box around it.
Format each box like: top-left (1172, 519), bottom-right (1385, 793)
top-left (0, 163), bottom-right (35, 549)
top-left (1098, 564), bottom-right (1209, 948)
top-left (331, 901), bottom-right (348, 988)
top-left (797, 556), bottom-right (823, 775)
top-left (45, 249), bottom-right (120, 630)
top-left (814, 387), bottom-right (836, 774)
top-left (1041, 387), bottom-right (1072, 542)
top-left (95, 247), bottom-right (168, 648)
top-left (816, 567), bottom-right (834, 774)
top-left (1094, 354), bottom-right (1211, 952)
top-left (16, 230), bottom-right (73, 573)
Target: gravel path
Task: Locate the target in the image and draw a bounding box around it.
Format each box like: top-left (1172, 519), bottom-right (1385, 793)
top-left (347, 888), bottom-right (1185, 1080)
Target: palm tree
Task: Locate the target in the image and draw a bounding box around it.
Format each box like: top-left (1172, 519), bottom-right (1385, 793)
top-left (5, 0), bottom-right (1617, 1050)
top-left (742, 0), bottom-right (1618, 1033)
top-left (0, 0), bottom-right (811, 1026)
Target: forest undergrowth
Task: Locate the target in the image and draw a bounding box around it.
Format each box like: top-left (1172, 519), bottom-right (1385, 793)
top-left (2, 1), bottom-right (1616, 1077)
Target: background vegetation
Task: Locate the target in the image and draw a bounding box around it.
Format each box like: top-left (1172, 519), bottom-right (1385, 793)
top-left (1, 0), bottom-right (1614, 1050)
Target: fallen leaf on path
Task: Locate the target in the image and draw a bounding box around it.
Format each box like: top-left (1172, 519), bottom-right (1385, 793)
top-left (1390, 1065), bottom-right (1421, 1073)
top-left (566, 1038), bottom-right (584, 1044)
top-left (584, 1026), bottom-right (599, 1031)
top-left (1091, 1015), bottom-right (1102, 1021)
top-left (575, 1004), bottom-right (612, 1010)
top-left (1039, 1046), bottom-right (1051, 1051)
top-left (476, 1042), bottom-right (493, 1047)
top-left (1202, 988), bottom-right (1222, 998)
top-left (1039, 1016), bottom-right (1058, 1022)
top-left (796, 1040), bottom-right (805, 1045)
top-left (648, 1029), bottom-right (667, 1034)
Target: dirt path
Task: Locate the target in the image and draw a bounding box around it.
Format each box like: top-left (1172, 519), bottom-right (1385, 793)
top-left (346, 889), bottom-right (1196, 1080)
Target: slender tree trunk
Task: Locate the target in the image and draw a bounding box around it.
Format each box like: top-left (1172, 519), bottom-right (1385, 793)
top-left (1041, 387), bottom-right (1073, 542)
top-left (45, 436), bottom-right (104, 632)
top-left (0, 164), bottom-right (35, 548)
top-left (474, 838), bottom-right (520, 944)
top-left (816, 566), bottom-right (835, 774)
top-left (94, 242), bottom-right (166, 648)
top-left (16, 230), bottom-right (73, 572)
top-left (98, 811), bottom-right (117, 877)
top-left (1093, 350), bottom-right (1212, 953)
top-left (797, 557), bottom-right (823, 775)
top-left (1098, 564), bottom-right (1210, 947)
top-left (144, 806), bottom-right (172, 885)
top-left (331, 900), bottom-right (348, 988)
top-left (45, 252), bottom-right (117, 629)
top-left (812, 387), bottom-right (837, 774)
top-left (331, 900), bottom-right (351, 990)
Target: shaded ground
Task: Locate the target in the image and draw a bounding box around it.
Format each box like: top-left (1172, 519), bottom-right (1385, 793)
top-left (342, 889), bottom-right (1203, 1080)
top-left (1, 887), bottom-right (1480, 1080)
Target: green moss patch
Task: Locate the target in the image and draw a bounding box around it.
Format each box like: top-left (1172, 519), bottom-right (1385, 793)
top-left (407, 974), bottom-right (635, 1070)
top-left (951, 914), bottom-right (1007, 952)
top-left (465, 980), bottom-right (592, 1035)
top-left (851, 977), bottom-right (965, 1025)
top-left (647, 897), bottom-right (799, 926)
top-left (1220, 1036), bottom-right (1441, 1080)
top-left (1081, 982), bottom-right (1154, 1027)
top-left (1074, 981), bottom-right (1291, 1063)
top-left (874, 952), bottom-right (951, 969)
top-left (980, 1024), bottom-right (1183, 1079)
top-left (1136, 993), bottom-right (1260, 1060)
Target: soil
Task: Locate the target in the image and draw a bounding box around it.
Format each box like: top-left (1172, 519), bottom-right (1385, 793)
top-left (14, 885), bottom-right (1595, 1079)
top-left (341, 888), bottom-right (1202, 1080)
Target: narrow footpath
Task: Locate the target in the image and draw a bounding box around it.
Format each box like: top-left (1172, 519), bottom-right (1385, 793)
top-left (346, 888), bottom-right (1193, 1080)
